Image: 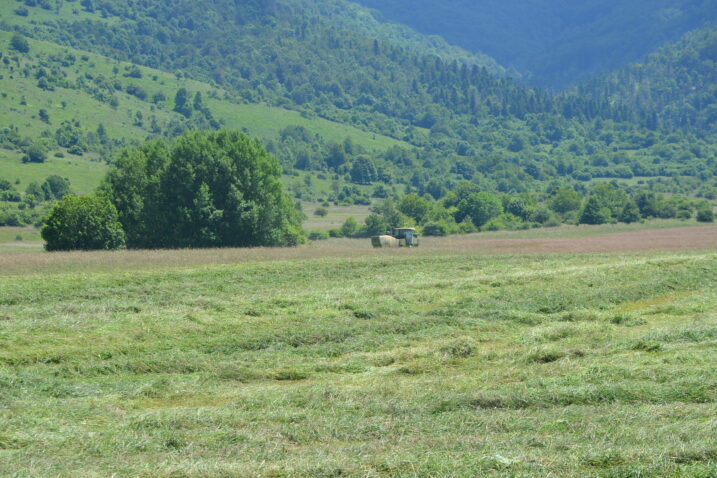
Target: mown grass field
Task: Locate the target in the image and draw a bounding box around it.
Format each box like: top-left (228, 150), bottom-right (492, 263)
top-left (1, 227), bottom-right (717, 477)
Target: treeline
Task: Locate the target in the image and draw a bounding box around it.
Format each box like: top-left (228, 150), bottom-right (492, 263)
top-left (317, 182), bottom-right (715, 239)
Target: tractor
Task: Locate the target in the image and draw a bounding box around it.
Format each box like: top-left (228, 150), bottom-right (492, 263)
top-left (371, 227), bottom-right (420, 248)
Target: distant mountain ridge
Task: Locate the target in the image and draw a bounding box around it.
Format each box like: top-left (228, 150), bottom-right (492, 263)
top-left (353, 0), bottom-right (717, 87)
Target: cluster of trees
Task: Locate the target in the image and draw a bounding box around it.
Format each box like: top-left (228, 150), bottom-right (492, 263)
top-left (42, 130), bottom-right (303, 251)
top-left (321, 181), bottom-right (714, 240)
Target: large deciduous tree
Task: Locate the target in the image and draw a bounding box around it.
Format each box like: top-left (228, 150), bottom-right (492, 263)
top-left (101, 130), bottom-right (304, 248)
top-left (456, 192), bottom-right (503, 228)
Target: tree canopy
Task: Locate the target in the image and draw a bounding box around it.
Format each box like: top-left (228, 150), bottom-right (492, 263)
top-left (101, 130), bottom-right (304, 249)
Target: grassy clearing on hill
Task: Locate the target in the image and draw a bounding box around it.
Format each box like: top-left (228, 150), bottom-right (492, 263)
top-left (301, 202), bottom-right (373, 231)
top-left (0, 150), bottom-right (107, 195)
top-left (0, 226), bottom-right (40, 243)
top-left (1, 232), bottom-right (717, 476)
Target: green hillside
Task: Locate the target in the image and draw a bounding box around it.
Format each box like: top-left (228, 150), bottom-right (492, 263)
top-left (1, 0), bottom-right (716, 214)
top-left (0, 31), bottom-right (409, 150)
top-left (0, 31), bottom-right (409, 200)
top-left (0, 150), bottom-right (106, 195)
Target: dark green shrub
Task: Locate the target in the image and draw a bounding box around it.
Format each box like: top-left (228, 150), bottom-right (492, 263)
top-left (697, 206), bottom-right (714, 223)
top-left (0, 191), bottom-right (21, 202)
top-left (22, 144), bottom-right (46, 163)
top-left (579, 196), bottom-right (610, 225)
top-left (10, 34), bottom-right (29, 53)
top-left (339, 217), bottom-right (359, 238)
top-left (422, 222), bottom-right (447, 236)
top-left (307, 230), bottom-right (329, 241)
top-left (41, 175), bottom-right (72, 200)
top-left (41, 195), bottom-right (126, 251)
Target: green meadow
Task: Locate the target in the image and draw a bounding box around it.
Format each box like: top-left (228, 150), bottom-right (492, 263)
top-left (0, 150), bottom-right (107, 195)
top-left (1, 240), bottom-right (716, 477)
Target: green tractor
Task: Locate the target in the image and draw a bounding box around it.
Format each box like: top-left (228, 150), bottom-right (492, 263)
top-left (371, 228), bottom-right (420, 248)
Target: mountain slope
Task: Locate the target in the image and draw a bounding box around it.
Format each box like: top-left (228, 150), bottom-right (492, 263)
top-left (354, 0), bottom-right (717, 87)
top-left (0, 0), bottom-right (716, 203)
top-left (579, 26), bottom-right (717, 134)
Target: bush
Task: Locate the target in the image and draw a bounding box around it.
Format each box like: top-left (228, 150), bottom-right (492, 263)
top-left (0, 190), bottom-right (22, 202)
top-left (0, 179), bottom-right (14, 191)
top-left (67, 144), bottom-right (85, 156)
top-left (41, 195), bottom-right (126, 251)
top-left (579, 196), bottom-right (610, 225)
top-left (313, 207), bottom-right (328, 217)
top-left (307, 230), bottom-right (329, 241)
top-left (483, 213), bottom-right (522, 231)
top-left (697, 206), bottom-right (714, 223)
top-left (0, 211), bottom-right (22, 227)
top-left (22, 144), bottom-right (47, 163)
top-left (41, 175), bottom-right (72, 200)
top-left (422, 222), bottom-right (447, 236)
top-left (528, 206), bottom-right (552, 224)
top-left (10, 34), bottom-right (30, 53)
top-left (126, 84), bottom-right (147, 101)
top-left (456, 192), bottom-right (503, 227)
top-left (457, 218), bottom-right (477, 234)
top-left (340, 217), bottom-right (359, 238)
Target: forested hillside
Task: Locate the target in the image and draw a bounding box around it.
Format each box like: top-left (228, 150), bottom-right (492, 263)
top-left (1, 0), bottom-right (717, 212)
top-left (355, 0), bottom-right (717, 87)
top-left (580, 26), bottom-right (717, 134)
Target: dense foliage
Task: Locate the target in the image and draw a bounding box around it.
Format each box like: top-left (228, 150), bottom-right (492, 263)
top-left (330, 181), bottom-right (714, 239)
top-left (41, 194), bottom-right (125, 251)
top-left (581, 26), bottom-right (717, 134)
top-left (101, 130), bottom-right (304, 249)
